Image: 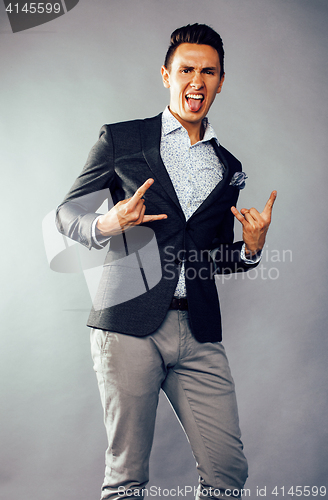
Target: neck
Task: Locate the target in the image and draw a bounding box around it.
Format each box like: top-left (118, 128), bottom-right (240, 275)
top-left (168, 107), bottom-right (204, 145)
top-left (188, 123), bottom-right (204, 145)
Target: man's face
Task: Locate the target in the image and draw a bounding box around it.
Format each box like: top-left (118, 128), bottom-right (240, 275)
top-left (161, 43), bottom-right (225, 130)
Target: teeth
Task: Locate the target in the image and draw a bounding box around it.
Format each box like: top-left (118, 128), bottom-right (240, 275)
top-left (186, 94), bottom-right (204, 100)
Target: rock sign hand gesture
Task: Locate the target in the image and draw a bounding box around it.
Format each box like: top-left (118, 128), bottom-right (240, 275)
top-left (231, 191), bottom-right (277, 257)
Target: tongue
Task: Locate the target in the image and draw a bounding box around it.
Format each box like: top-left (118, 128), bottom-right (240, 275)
top-left (187, 98), bottom-right (203, 112)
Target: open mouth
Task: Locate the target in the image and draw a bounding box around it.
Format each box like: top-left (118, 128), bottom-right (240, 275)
top-left (185, 93), bottom-right (204, 112)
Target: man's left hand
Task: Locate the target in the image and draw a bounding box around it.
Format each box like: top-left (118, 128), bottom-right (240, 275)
top-left (231, 190), bottom-right (277, 256)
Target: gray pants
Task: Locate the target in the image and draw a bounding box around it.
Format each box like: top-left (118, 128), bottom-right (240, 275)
top-left (90, 310), bottom-right (248, 500)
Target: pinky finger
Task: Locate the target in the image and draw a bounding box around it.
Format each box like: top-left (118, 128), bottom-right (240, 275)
top-left (231, 206), bottom-right (245, 224)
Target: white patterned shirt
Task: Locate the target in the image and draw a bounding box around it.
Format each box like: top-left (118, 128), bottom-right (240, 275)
top-left (160, 106), bottom-right (225, 297)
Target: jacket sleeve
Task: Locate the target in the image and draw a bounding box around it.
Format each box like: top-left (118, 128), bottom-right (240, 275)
top-left (56, 125), bottom-right (116, 250)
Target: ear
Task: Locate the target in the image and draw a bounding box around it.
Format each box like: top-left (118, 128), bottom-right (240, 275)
top-left (161, 66), bottom-right (170, 88)
top-left (216, 73), bottom-right (225, 94)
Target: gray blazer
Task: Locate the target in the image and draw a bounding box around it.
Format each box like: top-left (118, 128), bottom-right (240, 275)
top-left (56, 113), bottom-right (257, 342)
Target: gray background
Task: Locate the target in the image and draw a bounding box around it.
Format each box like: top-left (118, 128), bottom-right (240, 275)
top-left (1, 0), bottom-right (327, 498)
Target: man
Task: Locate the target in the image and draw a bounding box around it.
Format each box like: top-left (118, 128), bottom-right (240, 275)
top-left (56, 24), bottom-right (276, 500)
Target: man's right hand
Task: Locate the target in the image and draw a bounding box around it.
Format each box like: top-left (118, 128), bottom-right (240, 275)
top-left (96, 178), bottom-right (168, 236)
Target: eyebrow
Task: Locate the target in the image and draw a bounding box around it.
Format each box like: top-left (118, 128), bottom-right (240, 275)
top-left (179, 65), bottom-right (218, 72)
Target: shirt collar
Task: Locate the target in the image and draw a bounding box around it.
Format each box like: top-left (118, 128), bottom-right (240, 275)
top-left (162, 106), bottom-right (220, 145)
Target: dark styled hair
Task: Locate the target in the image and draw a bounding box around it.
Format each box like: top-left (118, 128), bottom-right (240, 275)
top-left (164, 23), bottom-right (225, 78)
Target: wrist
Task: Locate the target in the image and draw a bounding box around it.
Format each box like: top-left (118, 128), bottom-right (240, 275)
top-left (96, 215), bottom-right (111, 236)
top-left (244, 245), bottom-right (262, 259)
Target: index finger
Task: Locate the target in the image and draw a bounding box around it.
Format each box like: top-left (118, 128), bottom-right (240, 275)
top-left (263, 190), bottom-right (277, 215)
top-left (129, 178), bottom-right (154, 207)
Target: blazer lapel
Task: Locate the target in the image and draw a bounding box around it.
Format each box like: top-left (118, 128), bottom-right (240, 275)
top-left (140, 114), bottom-right (182, 212)
top-left (140, 115), bottom-right (233, 221)
top-left (188, 139), bottom-right (231, 220)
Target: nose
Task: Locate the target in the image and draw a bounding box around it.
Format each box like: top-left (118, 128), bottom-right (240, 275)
top-left (190, 71), bottom-right (204, 90)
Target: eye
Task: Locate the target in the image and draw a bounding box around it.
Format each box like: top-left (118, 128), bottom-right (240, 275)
top-left (181, 68), bottom-right (192, 73)
top-left (204, 70), bottom-right (215, 75)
